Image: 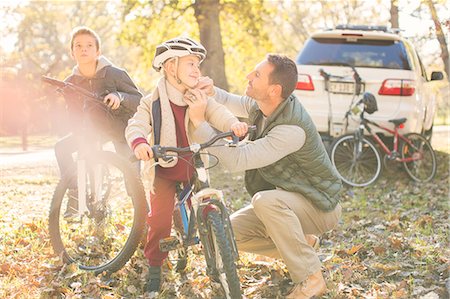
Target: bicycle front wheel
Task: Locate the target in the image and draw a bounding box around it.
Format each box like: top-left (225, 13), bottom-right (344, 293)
top-left (330, 134), bottom-right (382, 187)
top-left (49, 151), bottom-right (147, 275)
top-left (401, 133), bottom-right (437, 182)
top-left (205, 210), bottom-right (241, 299)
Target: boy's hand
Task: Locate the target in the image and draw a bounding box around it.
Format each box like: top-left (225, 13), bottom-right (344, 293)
top-left (196, 76), bottom-right (215, 97)
top-left (134, 143), bottom-right (153, 161)
top-left (185, 89), bottom-right (207, 127)
top-left (231, 121), bottom-right (248, 137)
top-left (104, 93), bottom-right (121, 110)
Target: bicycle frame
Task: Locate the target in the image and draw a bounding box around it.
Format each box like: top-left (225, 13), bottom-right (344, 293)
top-left (170, 151), bottom-right (239, 263)
top-left (75, 142), bottom-right (109, 217)
top-left (357, 113), bottom-right (423, 163)
top-left (43, 76), bottom-right (114, 218)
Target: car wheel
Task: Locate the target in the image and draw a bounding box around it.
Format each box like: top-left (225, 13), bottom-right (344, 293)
top-left (423, 125), bottom-right (433, 142)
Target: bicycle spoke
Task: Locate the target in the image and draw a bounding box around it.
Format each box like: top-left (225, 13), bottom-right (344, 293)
top-left (49, 152), bottom-right (147, 274)
top-left (401, 133), bottom-right (436, 182)
top-left (331, 135), bottom-right (382, 187)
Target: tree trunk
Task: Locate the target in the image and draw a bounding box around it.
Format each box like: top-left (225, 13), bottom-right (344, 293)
top-left (194, 0), bottom-right (229, 90)
top-left (21, 125), bottom-right (28, 151)
top-left (390, 0), bottom-right (399, 29)
top-left (426, 0), bottom-right (449, 80)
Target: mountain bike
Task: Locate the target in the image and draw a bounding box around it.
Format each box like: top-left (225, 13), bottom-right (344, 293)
top-left (42, 76), bottom-right (147, 275)
top-left (329, 92), bottom-right (437, 187)
top-left (152, 128), bottom-right (256, 299)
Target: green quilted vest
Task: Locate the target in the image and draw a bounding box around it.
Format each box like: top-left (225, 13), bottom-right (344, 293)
top-left (244, 94), bottom-right (342, 211)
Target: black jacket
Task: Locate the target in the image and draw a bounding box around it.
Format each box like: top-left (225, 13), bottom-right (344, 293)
top-left (64, 56), bottom-right (142, 141)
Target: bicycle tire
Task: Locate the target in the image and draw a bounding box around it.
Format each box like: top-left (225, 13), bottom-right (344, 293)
top-left (401, 133), bottom-right (437, 183)
top-left (49, 151), bottom-right (147, 275)
top-left (205, 210), bottom-right (241, 299)
top-left (330, 133), bottom-right (382, 187)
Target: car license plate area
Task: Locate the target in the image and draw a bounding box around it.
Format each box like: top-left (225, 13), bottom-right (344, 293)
top-left (328, 81), bottom-right (364, 94)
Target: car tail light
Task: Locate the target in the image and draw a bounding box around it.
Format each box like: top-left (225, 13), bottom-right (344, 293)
top-left (296, 74), bottom-right (314, 91)
top-left (378, 79), bottom-right (415, 96)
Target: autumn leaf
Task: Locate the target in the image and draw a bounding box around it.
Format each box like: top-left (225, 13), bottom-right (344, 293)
top-left (347, 244), bottom-right (364, 255)
top-left (373, 246), bottom-right (386, 255)
top-left (388, 236), bottom-right (403, 250)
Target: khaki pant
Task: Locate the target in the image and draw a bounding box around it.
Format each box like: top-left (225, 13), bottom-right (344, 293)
top-left (230, 189), bottom-right (341, 283)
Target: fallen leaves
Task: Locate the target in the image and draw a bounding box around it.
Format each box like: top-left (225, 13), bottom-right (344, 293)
top-left (0, 150), bottom-right (449, 298)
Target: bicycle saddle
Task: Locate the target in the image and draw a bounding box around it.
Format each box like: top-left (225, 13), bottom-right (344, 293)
top-left (388, 118), bottom-right (407, 126)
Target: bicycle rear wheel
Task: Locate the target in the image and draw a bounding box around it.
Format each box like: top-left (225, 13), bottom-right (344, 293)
top-left (330, 133), bottom-right (382, 187)
top-left (205, 210), bottom-right (241, 299)
top-left (49, 151), bottom-right (147, 275)
top-left (401, 133), bottom-right (436, 182)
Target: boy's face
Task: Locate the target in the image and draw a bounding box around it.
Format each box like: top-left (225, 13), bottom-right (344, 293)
top-left (176, 54), bottom-right (202, 88)
top-left (71, 34), bottom-right (100, 65)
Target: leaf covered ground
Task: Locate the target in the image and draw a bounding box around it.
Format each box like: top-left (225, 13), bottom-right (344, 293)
top-left (0, 147), bottom-right (448, 298)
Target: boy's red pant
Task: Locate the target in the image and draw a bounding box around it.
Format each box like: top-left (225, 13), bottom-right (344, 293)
top-left (144, 175), bottom-right (184, 267)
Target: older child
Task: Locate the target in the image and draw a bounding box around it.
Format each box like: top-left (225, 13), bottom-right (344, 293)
top-left (125, 37), bottom-right (247, 293)
top-left (55, 26), bottom-right (142, 217)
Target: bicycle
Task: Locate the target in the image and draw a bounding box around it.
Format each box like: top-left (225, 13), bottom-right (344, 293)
top-left (329, 92), bottom-right (437, 187)
top-left (150, 127), bottom-right (256, 299)
top-left (42, 76), bottom-right (147, 275)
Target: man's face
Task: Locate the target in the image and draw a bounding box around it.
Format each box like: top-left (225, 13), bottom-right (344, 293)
top-left (245, 59), bottom-right (274, 100)
top-left (71, 34), bottom-right (100, 65)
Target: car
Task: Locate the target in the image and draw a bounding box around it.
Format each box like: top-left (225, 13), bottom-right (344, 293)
top-left (294, 24), bottom-right (447, 143)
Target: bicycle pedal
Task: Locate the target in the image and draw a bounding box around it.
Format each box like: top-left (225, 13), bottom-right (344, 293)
top-left (159, 236), bottom-right (180, 252)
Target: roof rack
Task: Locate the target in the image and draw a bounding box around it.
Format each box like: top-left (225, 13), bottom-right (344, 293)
top-left (335, 24), bottom-right (398, 33)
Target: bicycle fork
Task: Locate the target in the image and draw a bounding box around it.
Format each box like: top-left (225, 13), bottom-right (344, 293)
top-left (76, 159), bottom-right (105, 217)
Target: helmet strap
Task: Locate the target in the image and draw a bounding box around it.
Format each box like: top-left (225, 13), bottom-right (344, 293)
top-left (173, 56), bottom-right (192, 90)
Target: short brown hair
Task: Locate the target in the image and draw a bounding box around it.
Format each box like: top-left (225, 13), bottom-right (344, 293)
top-left (266, 54), bottom-right (298, 99)
top-left (70, 26), bottom-right (101, 51)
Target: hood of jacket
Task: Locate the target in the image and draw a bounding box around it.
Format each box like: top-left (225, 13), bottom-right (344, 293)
top-left (71, 55), bottom-right (113, 77)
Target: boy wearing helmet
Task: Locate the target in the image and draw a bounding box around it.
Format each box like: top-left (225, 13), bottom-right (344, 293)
top-left (125, 37), bottom-right (248, 293)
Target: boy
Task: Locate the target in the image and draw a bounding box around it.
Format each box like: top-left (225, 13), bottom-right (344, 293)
top-left (125, 37), bottom-right (247, 293)
top-left (55, 26), bottom-right (142, 217)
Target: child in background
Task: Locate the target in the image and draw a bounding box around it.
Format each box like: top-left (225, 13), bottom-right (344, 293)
top-left (55, 26), bottom-right (142, 217)
top-left (125, 37), bottom-right (247, 293)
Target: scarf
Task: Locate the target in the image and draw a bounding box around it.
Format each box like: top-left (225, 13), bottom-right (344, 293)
top-left (149, 78), bottom-right (187, 168)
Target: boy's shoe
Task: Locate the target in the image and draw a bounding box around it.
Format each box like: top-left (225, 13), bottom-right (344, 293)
top-left (63, 189), bottom-right (78, 218)
top-left (145, 266), bottom-right (161, 293)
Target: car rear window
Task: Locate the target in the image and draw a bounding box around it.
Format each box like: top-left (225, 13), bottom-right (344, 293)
top-left (296, 37), bottom-right (411, 70)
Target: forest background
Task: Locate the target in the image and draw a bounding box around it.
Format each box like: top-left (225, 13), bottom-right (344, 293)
top-left (0, 1), bottom-right (449, 298)
top-left (0, 0), bottom-right (449, 145)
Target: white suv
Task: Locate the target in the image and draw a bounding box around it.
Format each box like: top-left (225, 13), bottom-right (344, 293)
top-left (294, 25), bottom-right (446, 141)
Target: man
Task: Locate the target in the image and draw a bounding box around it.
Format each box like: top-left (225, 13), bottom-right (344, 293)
top-left (188, 54), bottom-right (342, 298)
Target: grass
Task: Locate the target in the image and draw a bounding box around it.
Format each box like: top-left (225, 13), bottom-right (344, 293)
top-left (0, 139), bottom-right (448, 298)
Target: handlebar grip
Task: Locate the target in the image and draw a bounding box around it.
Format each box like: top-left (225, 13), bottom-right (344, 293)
top-left (41, 75), bottom-right (67, 88)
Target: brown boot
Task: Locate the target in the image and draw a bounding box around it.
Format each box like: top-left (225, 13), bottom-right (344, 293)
top-left (285, 270), bottom-right (327, 299)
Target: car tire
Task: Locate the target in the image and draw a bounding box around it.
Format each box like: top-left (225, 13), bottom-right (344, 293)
top-left (423, 125), bottom-right (433, 142)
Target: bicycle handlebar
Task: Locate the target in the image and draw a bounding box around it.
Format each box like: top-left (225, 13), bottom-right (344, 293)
top-left (41, 75), bottom-right (104, 101)
top-left (152, 125), bottom-right (257, 162)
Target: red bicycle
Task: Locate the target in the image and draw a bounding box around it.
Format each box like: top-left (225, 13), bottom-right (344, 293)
top-left (329, 92), bottom-right (437, 187)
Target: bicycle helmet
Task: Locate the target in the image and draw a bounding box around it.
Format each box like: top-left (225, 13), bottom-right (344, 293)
top-left (152, 37), bottom-right (207, 72)
top-left (361, 92), bottom-right (378, 114)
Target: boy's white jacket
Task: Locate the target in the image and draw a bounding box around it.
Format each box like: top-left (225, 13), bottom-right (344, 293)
top-left (125, 78), bottom-right (239, 190)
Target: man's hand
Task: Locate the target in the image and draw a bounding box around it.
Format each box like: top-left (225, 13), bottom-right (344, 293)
top-left (185, 89), bottom-right (207, 127)
top-left (104, 93), bottom-right (121, 110)
top-left (134, 143), bottom-right (153, 161)
top-left (230, 121), bottom-right (249, 137)
top-left (196, 76), bottom-right (215, 97)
